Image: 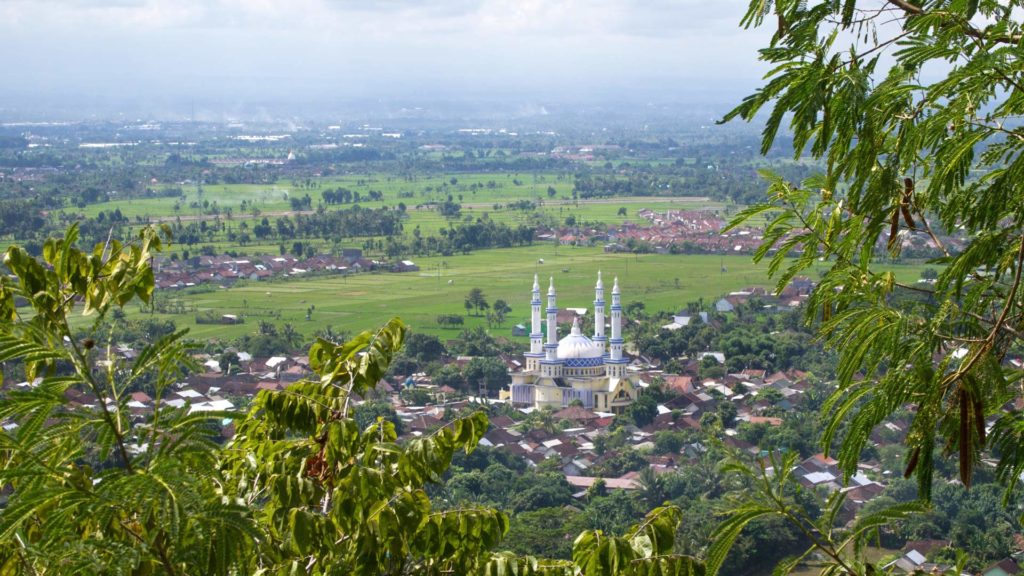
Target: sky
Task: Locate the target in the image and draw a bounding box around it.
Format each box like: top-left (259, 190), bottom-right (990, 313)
top-left (0, 0), bottom-right (774, 119)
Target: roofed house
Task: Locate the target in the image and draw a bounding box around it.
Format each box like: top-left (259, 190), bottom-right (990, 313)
top-left (838, 482), bottom-right (887, 521)
top-left (765, 371), bottom-right (792, 389)
top-left (130, 391), bottom-right (153, 404)
top-left (800, 453), bottom-right (840, 476)
top-left (553, 405), bottom-right (600, 424)
top-left (672, 313), bottom-right (693, 326)
top-left (984, 559), bottom-right (1021, 576)
top-left (565, 475), bottom-right (642, 492)
top-left (747, 416), bottom-right (783, 426)
top-left (556, 308), bottom-right (586, 325)
top-left (488, 415), bottom-right (517, 429)
top-left (407, 413), bottom-right (442, 433)
top-left (662, 375), bottom-right (694, 395)
top-left (901, 540), bottom-right (949, 560)
top-left (256, 381), bottom-right (285, 392)
top-left (699, 352), bottom-right (726, 365)
top-left (482, 427), bottom-right (521, 448)
top-left (741, 368), bottom-right (766, 382)
top-left (883, 549), bottom-right (929, 574)
top-left (280, 364), bottom-right (308, 383)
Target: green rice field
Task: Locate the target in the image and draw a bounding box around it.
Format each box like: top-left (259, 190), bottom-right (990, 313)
top-left (58, 170), bottom-right (928, 345)
top-left (117, 245), bottom-right (930, 343)
top-left (74, 170), bottom-right (731, 260)
top-left (72, 172), bottom-right (723, 235)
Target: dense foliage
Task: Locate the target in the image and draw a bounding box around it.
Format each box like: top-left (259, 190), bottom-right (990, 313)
top-left (0, 226), bottom-right (706, 575)
top-left (0, 224), bottom-right (257, 573)
top-left (725, 0), bottom-right (1024, 499)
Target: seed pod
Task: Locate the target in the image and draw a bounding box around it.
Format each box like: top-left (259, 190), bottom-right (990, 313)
top-left (887, 210), bottom-right (900, 251)
top-left (960, 389), bottom-right (972, 487)
top-left (904, 446), bottom-right (920, 478)
top-left (901, 205), bottom-right (916, 229)
top-left (900, 178), bottom-right (916, 229)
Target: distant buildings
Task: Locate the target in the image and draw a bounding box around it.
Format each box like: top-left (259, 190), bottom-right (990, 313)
top-left (152, 249), bottom-right (418, 290)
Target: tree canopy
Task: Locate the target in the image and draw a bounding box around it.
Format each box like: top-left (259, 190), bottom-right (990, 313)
top-left (0, 224), bottom-right (707, 575)
top-left (724, 0), bottom-right (1024, 497)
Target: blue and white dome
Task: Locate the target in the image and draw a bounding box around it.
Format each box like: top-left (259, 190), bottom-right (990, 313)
top-left (557, 318), bottom-right (603, 359)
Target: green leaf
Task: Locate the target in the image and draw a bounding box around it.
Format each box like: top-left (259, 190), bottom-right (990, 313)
top-left (706, 508), bottom-right (773, 576)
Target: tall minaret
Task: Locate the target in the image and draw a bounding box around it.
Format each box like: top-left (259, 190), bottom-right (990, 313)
top-left (608, 276), bottom-right (627, 377)
top-left (544, 277), bottom-right (559, 372)
top-left (593, 271), bottom-right (606, 356)
top-left (526, 274), bottom-right (544, 372)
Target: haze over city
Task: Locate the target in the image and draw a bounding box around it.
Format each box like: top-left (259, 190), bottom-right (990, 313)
top-left (0, 0), bottom-right (772, 120)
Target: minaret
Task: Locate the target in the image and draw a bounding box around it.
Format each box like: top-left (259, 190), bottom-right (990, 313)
top-left (543, 277), bottom-right (560, 376)
top-left (593, 271), bottom-right (606, 356)
top-left (526, 274), bottom-right (544, 372)
top-left (608, 276), bottom-right (627, 378)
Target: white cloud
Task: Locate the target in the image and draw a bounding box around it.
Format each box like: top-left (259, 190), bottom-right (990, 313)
top-left (2, 0), bottom-right (753, 35)
top-left (0, 0), bottom-right (772, 110)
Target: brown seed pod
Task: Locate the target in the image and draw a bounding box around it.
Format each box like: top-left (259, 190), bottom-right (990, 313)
top-left (960, 389), bottom-right (973, 487)
top-left (901, 205), bottom-right (916, 230)
top-left (887, 210), bottom-right (900, 251)
top-left (973, 396), bottom-right (986, 444)
top-left (903, 446), bottom-right (920, 478)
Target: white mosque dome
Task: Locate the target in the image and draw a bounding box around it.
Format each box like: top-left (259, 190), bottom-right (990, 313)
top-left (557, 318), bottom-right (603, 359)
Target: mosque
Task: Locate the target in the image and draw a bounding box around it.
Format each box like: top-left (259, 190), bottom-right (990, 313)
top-left (507, 272), bottom-right (639, 413)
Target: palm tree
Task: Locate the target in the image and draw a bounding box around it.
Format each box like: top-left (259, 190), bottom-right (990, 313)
top-left (314, 326), bottom-right (350, 344)
top-left (281, 323), bottom-right (303, 350)
top-left (516, 407), bottom-right (558, 435)
top-left (534, 407), bottom-right (558, 435)
top-left (638, 467), bottom-right (666, 507)
top-left (257, 320), bottom-right (277, 336)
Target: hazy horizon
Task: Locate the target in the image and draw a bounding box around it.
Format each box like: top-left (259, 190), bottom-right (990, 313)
top-left (0, 0), bottom-right (772, 121)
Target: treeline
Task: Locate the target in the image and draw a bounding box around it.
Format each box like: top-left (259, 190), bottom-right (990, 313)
top-left (573, 173), bottom-right (687, 198)
top-left (290, 205), bottom-right (403, 239)
top-left (3, 195), bottom-right (136, 252)
top-left (570, 158), bottom-right (819, 205)
top-left (0, 199), bottom-right (51, 244)
top-left (321, 188), bottom-right (384, 204)
top-left (379, 328), bottom-right (513, 402)
top-left (394, 218), bottom-right (535, 257)
top-left (296, 147), bottom-right (393, 164)
top-left (161, 205), bottom-right (403, 248)
top-left (632, 299), bottom-right (834, 376)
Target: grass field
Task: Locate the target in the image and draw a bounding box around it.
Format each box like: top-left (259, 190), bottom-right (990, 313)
top-left (118, 245), bottom-right (930, 344)
top-left (76, 172), bottom-right (577, 220)
top-left (83, 194), bottom-right (729, 262)
top-left (72, 172), bottom-right (725, 240)
top-left (61, 170), bottom-right (928, 345)
top-left (76, 170), bottom-right (731, 261)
